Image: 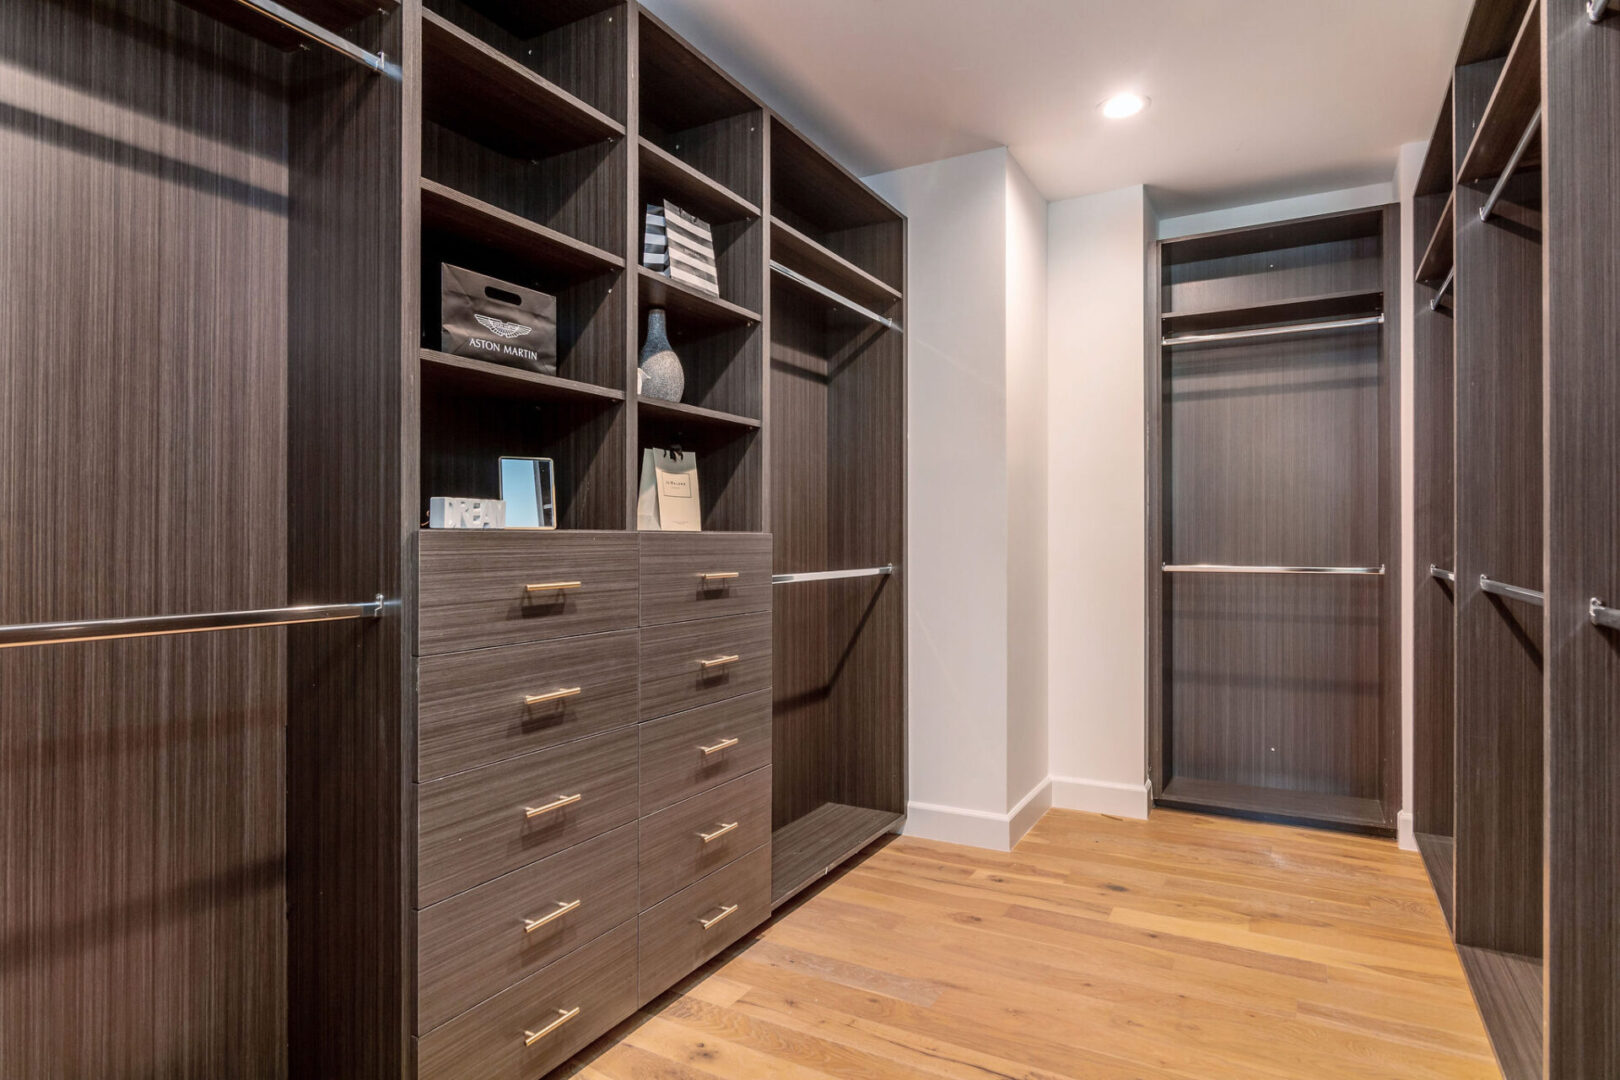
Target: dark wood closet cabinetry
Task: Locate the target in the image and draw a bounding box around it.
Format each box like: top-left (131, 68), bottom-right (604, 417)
top-left (1148, 209), bottom-right (1402, 835)
top-left (1411, 0), bottom-right (1620, 1077)
top-left (0, 1), bottom-right (905, 1077)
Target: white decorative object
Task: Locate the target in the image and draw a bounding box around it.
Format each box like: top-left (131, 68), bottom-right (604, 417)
top-left (637, 448), bottom-right (701, 531)
top-left (429, 497), bottom-right (506, 529)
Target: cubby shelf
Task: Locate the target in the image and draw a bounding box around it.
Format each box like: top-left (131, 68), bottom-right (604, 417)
top-left (421, 349), bottom-right (625, 405)
top-left (179, 0), bottom-right (394, 48)
top-left (638, 137), bottom-right (760, 224)
top-left (1417, 191), bottom-right (1456, 284)
top-left (1415, 89), bottom-right (1455, 198)
top-left (421, 179), bottom-right (623, 277)
top-left (453, 0), bottom-right (619, 39)
top-left (770, 216), bottom-right (901, 310)
top-left (636, 265), bottom-right (760, 330)
top-left (1458, 0), bottom-right (1541, 184)
top-left (1161, 289), bottom-right (1384, 336)
top-left (771, 803), bottom-right (904, 909)
top-left (421, 9), bottom-right (623, 157)
top-left (636, 395), bottom-right (759, 431)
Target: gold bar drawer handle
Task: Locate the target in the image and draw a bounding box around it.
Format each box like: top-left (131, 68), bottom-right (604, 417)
top-left (523, 1006), bottom-right (580, 1047)
top-left (522, 899), bottom-right (581, 933)
top-left (699, 571), bottom-right (740, 581)
top-left (698, 821), bottom-right (739, 844)
top-left (524, 687), bottom-right (582, 705)
top-left (698, 654), bottom-right (740, 669)
top-left (525, 581), bottom-right (582, 593)
top-left (524, 793), bottom-right (582, 818)
top-left (698, 736), bottom-right (739, 756)
top-left (698, 904), bottom-right (739, 931)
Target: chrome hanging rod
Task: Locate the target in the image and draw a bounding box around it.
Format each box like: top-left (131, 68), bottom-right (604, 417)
top-left (1429, 565), bottom-right (1457, 583)
top-left (1591, 0), bottom-right (1610, 22)
top-left (0, 597), bottom-right (385, 650)
top-left (773, 566), bottom-right (894, 585)
top-left (770, 262), bottom-right (903, 333)
top-left (1479, 575), bottom-right (1544, 606)
top-left (1161, 314), bottom-right (1383, 347)
top-left (228, 0), bottom-right (401, 79)
top-left (1591, 598), bottom-right (1620, 630)
top-left (1162, 564), bottom-right (1385, 576)
top-left (1430, 268), bottom-right (1455, 311)
top-left (1480, 108), bottom-right (1542, 223)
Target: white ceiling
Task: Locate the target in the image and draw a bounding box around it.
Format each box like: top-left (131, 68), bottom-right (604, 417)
top-left (640, 0), bottom-right (1471, 214)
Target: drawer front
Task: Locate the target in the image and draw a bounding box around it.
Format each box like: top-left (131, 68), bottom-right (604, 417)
top-left (639, 768), bottom-right (772, 909)
top-left (418, 531), bottom-right (638, 655)
top-left (417, 824), bottom-right (638, 1034)
top-left (638, 844), bottom-right (770, 1000)
top-left (418, 727), bottom-right (639, 907)
top-left (639, 532), bottom-right (773, 626)
top-left (418, 631), bottom-right (639, 781)
top-left (638, 610), bottom-right (772, 721)
top-left (639, 690), bottom-right (772, 813)
top-left (417, 921), bottom-right (637, 1080)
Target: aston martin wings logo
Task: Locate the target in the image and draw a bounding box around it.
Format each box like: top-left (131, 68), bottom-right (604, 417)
top-left (475, 314), bottom-right (533, 339)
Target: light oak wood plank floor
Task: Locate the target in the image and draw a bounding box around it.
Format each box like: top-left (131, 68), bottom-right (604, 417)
top-left (566, 808), bottom-right (1498, 1080)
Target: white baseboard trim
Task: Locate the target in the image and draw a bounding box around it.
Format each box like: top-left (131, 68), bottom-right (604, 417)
top-left (1396, 809), bottom-right (1417, 851)
top-left (905, 778), bottom-right (1053, 852)
top-left (1049, 775), bottom-right (1152, 819)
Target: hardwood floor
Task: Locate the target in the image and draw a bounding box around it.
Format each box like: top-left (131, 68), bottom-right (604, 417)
top-left (565, 808), bottom-right (1498, 1080)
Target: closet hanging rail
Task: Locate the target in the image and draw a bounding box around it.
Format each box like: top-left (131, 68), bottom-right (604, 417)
top-left (0, 596), bottom-right (385, 649)
top-left (1161, 564), bottom-right (1385, 575)
top-left (1479, 108), bottom-right (1541, 222)
top-left (770, 262), bottom-right (903, 333)
top-left (1430, 565), bottom-right (1457, 583)
top-left (1160, 314), bottom-right (1383, 347)
top-left (1479, 575), bottom-right (1544, 606)
top-left (1430, 268), bottom-right (1455, 311)
top-left (773, 566), bottom-right (894, 585)
top-left (1590, 598), bottom-right (1620, 630)
top-left (227, 0), bottom-right (400, 78)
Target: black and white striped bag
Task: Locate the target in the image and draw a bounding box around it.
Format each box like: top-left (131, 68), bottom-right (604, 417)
top-left (643, 201), bottom-right (719, 297)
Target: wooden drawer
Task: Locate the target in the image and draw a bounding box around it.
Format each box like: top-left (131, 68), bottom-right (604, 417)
top-left (638, 844), bottom-right (770, 1001)
top-left (417, 630), bottom-right (639, 781)
top-left (417, 727), bottom-right (638, 907)
top-left (418, 531), bottom-right (638, 655)
top-left (417, 921), bottom-right (637, 1080)
top-left (639, 768), bottom-right (772, 909)
top-left (638, 610), bottom-right (772, 721)
top-left (639, 532), bottom-right (773, 626)
top-left (417, 824), bottom-right (638, 1034)
top-left (639, 690), bottom-right (772, 813)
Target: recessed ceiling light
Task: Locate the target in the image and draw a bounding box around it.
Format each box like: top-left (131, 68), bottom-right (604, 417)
top-left (1100, 92), bottom-right (1148, 120)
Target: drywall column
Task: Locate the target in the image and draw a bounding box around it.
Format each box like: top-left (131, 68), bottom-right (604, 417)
top-left (1395, 140), bottom-right (1426, 851)
top-left (1044, 185), bottom-right (1155, 817)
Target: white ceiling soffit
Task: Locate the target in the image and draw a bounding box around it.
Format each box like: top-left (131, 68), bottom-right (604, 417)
top-left (640, 0), bottom-right (1471, 214)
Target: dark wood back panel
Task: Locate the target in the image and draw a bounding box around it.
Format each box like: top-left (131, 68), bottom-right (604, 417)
top-left (1543, 1), bottom-right (1620, 1074)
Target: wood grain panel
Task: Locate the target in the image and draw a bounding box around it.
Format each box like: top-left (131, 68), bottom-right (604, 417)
top-left (1543, 1), bottom-right (1620, 1074)
top-left (416, 726), bottom-right (638, 906)
top-left (639, 531), bottom-right (772, 625)
top-left (637, 843), bottom-right (770, 1002)
top-left (0, 3), bottom-right (291, 1075)
top-left (1457, 946), bottom-right (1542, 1080)
top-left (639, 690), bottom-right (772, 814)
top-left (418, 920), bottom-right (638, 1080)
top-left (417, 530), bottom-right (638, 654)
top-left (637, 609), bottom-right (773, 721)
top-left (416, 823), bottom-right (637, 1033)
top-left (639, 767), bottom-right (772, 909)
top-left (417, 629), bottom-right (638, 781)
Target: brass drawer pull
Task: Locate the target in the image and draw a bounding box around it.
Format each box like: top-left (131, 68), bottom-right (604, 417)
top-left (699, 571), bottom-right (740, 582)
top-left (698, 903), bottom-right (738, 930)
top-left (523, 1006), bottom-right (580, 1046)
top-left (698, 736), bottom-right (739, 756)
top-left (522, 899), bottom-right (581, 933)
top-left (524, 686), bottom-right (582, 705)
top-left (698, 821), bottom-right (739, 844)
top-left (524, 793), bottom-right (582, 818)
top-left (698, 654), bottom-right (740, 669)
top-left (525, 581), bottom-right (582, 593)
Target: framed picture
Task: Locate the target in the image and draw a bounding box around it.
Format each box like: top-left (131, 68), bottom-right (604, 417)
top-left (499, 456), bottom-right (557, 530)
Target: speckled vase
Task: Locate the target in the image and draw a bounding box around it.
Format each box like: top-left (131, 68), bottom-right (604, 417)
top-left (638, 307), bottom-right (684, 403)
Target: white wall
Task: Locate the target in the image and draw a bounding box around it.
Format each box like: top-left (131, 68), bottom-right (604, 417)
top-left (1394, 140), bottom-right (1427, 852)
top-left (1043, 186), bottom-right (1155, 817)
